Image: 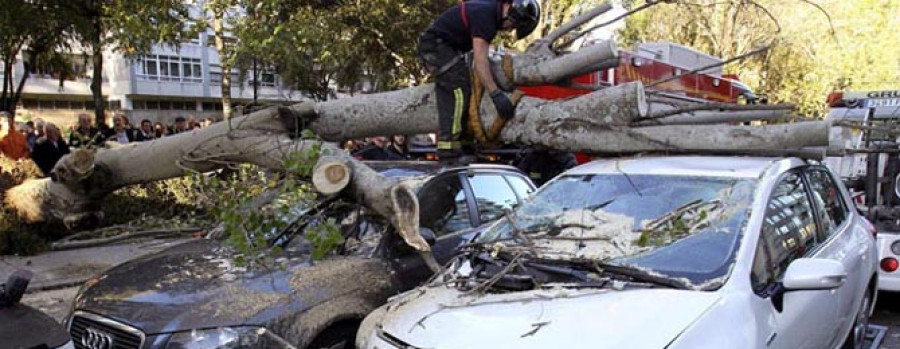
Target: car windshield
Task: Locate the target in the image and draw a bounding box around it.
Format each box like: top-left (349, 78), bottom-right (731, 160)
top-left (476, 173), bottom-right (757, 290)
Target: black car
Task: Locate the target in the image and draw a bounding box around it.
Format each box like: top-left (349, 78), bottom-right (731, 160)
top-left (66, 162), bottom-right (534, 348)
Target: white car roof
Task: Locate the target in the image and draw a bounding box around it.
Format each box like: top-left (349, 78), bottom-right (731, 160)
top-left (565, 156), bottom-right (795, 178)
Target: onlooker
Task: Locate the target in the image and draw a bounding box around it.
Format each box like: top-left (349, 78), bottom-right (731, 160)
top-left (136, 119), bottom-right (155, 141)
top-left (0, 112), bottom-right (29, 160)
top-left (171, 116), bottom-right (188, 134)
top-left (388, 135), bottom-right (410, 160)
top-left (108, 114), bottom-right (135, 144)
top-left (154, 122), bottom-right (169, 138)
top-left (31, 123), bottom-right (70, 176)
top-left (352, 136), bottom-right (405, 161)
top-left (69, 113), bottom-right (102, 148)
top-left (201, 118), bottom-right (214, 128)
top-left (24, 121), bottom-right (38, 151)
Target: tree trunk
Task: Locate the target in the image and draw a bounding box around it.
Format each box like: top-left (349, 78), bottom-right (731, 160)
top-left (10, 61), bottom-right (29, 117)
top-left (1, 58), bottom-right (10, 112)
top-left (4, 8), bottom-right (825, 257)
top-left (213, 10), bottom-right (233, 119)
top-left (90, 20), bottom-right (105, 127)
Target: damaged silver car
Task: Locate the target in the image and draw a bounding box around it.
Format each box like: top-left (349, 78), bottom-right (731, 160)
top-left (358, 156), bottom-right (878, 349)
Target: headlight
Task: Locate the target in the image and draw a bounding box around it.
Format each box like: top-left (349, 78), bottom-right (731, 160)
top-left (891, 240), bottom-right (900, 255)
top-left (166, 327), bottom-right (289, 349)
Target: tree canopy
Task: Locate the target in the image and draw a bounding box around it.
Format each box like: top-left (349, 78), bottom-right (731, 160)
top-left (619, 0), bottom-right (900, 116)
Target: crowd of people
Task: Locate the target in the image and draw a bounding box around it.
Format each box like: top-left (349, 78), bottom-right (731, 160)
top-left (0, 112), bottom-right (217, 177)
top-left (1, 110), bottom-right (576, 186)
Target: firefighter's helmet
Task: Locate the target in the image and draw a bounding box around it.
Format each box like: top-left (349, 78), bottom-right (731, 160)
top-left (508, 0), bottom-right (540, 40)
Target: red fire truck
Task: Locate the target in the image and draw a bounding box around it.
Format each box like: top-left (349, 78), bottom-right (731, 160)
top-left (520, 41), bottom-right (757, 104)
top-left (410, 42), bottom-right (757, 163)
top-left (515, 41), bottom-right (757, 164)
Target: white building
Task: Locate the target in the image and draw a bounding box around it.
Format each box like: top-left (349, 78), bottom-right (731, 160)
top-left (7, 31), bottom-right (307, 128)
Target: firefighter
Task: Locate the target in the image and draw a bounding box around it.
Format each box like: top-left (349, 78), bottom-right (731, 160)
top-left (418, 0), bottom-right (540, 164)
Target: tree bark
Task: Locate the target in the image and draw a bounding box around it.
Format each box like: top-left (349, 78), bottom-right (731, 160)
top-left (213, 10), bottom-right (233, 119)
top-left (90, 19), bottom-right (105, 127)
top-left (4, 22), bottom-right (830, 259)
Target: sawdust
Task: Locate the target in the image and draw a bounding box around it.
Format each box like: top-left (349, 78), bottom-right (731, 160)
top-left (197, 284), bottom-right (288, 319)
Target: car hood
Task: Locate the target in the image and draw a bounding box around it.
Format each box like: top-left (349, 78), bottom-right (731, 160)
top-left (378, 285), bottom-right (720, 349)
top-left (75, 239), bottom-right (392, 335)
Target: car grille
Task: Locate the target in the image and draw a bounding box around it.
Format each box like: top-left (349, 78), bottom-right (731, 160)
top-left (69, 311), bottom-right (145, 349)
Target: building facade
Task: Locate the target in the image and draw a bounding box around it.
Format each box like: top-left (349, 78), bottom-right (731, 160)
top-left (9, 32), bottom-right (307, 128)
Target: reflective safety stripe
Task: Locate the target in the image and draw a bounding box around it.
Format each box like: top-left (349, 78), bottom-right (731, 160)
top-left (452, 88), bottom-right (463, 137)
top-left (437, 141), bottom-right (461, 150)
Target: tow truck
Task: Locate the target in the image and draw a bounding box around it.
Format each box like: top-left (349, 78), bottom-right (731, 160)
top-left (825, 89), bottom-right (900, 292)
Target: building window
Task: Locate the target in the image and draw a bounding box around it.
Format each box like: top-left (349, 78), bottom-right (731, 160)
top-left (24, 52), bottom-right (89, 81)
top-left (260, 70), bottom-right (278, 87)
top-left (137, 55), bottom-right (202, 83)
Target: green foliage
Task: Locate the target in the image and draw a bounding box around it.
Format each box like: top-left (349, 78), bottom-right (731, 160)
top-left (619, 0), bottom-right (900, 116)
top-left (305, 218), bottom-right (344, 260)
top-left (0, 0), bottom-right (72, 114)
top-left (0, 158), bottom-right (205, 255)
top-left (195, 143), bottom-right (345, 265)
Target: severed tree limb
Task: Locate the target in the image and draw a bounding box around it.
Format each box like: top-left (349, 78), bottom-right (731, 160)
top-left (643, 102), bottom-right (795, 119)
top-left (526, 2), bottom-right (614, 56)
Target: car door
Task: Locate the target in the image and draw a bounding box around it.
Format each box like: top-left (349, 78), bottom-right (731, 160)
top-left (393, 170), bottom-right (534, 288)
top-left (804, 167), bottom-right (864, 347)
top-left (431, 171), bottom-right (535, 263)
top-left (749, 171), bottom-right (839, 349)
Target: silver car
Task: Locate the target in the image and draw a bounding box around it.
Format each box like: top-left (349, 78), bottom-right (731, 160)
top-left (358, 156), bottom-right (878, 349)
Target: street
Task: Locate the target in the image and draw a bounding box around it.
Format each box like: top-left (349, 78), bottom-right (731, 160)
top-left (874, 291), bottom-right (900, 348)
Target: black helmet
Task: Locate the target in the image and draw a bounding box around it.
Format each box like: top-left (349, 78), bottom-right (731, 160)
top-left (508, 0), bottom-right (540, 40)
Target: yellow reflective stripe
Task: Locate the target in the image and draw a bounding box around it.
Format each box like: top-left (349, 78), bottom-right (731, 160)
top-left (438, 141), bottom-right (459, 150)
top-left (452, 88), bottom-right (463, 136)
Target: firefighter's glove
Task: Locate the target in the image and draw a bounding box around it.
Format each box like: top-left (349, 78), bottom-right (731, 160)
top-left (490, 90), bottom-right (516, 120)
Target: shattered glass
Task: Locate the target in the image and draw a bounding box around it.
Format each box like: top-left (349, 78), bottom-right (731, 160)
top-left (476, 174), bottom-right (757, 290)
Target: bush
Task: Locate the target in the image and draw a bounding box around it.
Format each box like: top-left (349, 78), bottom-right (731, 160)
top-left (0, 157), bottom-right (208, 255)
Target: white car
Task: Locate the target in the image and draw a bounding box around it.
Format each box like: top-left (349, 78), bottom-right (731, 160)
top-left (357, 156), bottom-right (878, 349)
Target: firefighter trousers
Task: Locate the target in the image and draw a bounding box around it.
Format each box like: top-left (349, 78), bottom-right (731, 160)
top-left (418, 32), bottom-right (471, 153)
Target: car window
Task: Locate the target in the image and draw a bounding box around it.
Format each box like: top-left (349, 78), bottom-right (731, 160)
top-left (506, 175), bottom-right (535, 198)
top-left (468, 175), bottom-right (519, 224)
top-left (418, 174), bottom-right (472, 235)
top-left (751, 172), bottom-right (818, 293)
top-left (805, 169), bottom-right (848, 240)
top-left (478, 173), bottom-right (756, 290)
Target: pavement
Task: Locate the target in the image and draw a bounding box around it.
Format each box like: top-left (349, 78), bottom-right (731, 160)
top-left (0, 238), bottom-right (192, 293)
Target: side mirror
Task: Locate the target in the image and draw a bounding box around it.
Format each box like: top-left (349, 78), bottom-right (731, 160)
top-left (420, 227), bottom-right (436, 246)
top-left (783, 258), bottom-right (846, 291)
top-left (0, 269), bottom-right (33, 307)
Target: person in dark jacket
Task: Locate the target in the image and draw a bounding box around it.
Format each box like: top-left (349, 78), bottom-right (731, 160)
top-left (387, 135), bottom-right (411, 160)
top-left (353, 137), bottom-right (405, 161)
top-left (31, 123), bottom-right (70, 176)
top-left (418, 0), bottom-right (540, 164)
top-left (69, 113), bottom-right (102, 149)
top-left (514, 147), bottom-right (577, 186)
top-left (135, 119), bottom-right (155, 141)
top-left (108, 114), bottom-right (136, 144)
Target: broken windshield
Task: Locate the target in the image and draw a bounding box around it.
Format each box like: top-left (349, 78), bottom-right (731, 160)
top-left (476, 173), bottom-right (757, 290)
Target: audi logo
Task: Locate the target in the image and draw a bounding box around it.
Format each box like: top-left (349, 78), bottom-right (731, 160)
top-left (81, 327), bottom-right (115, 349)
